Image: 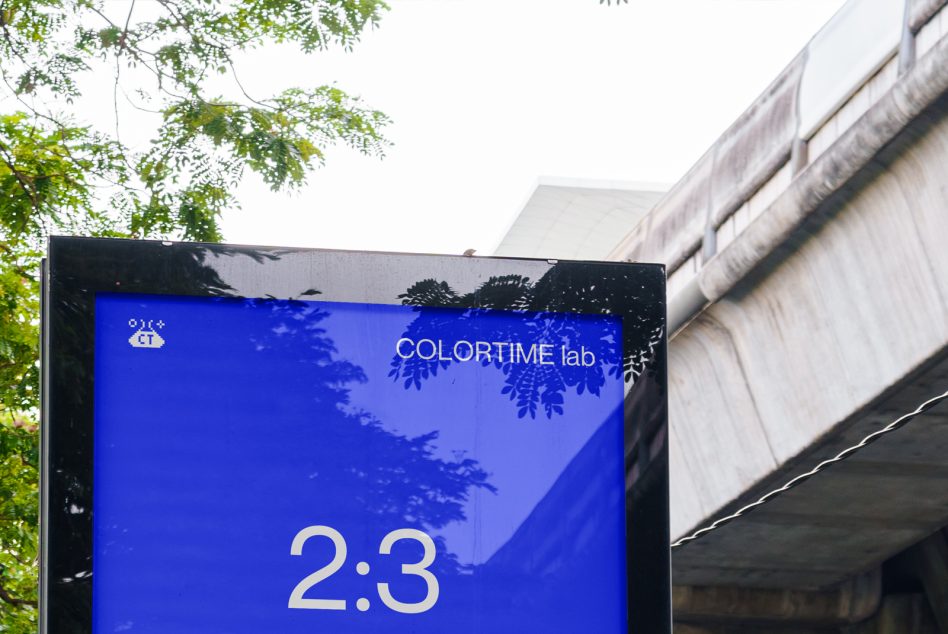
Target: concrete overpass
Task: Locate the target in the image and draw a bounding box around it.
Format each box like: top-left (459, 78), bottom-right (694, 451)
top-left (604, 0), bottom-right (948, 630)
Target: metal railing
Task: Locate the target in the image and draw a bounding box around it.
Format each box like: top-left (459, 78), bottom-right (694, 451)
top-left (609, 0), bottom-right (948, 334)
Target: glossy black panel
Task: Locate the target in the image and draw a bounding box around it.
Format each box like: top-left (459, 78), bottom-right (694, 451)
top-left (42, 236), bottom-right (668, 633)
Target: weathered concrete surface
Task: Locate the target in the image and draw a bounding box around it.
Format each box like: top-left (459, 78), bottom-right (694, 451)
top-left (608, 54), bottom-right (805, 271)
top-left (674, 594), bottom-right (941, 633)
top-left (674, 572), bottom-right (880, 627)
top-left (697, 31), bottom-right (948, 305)
top-left (847, 594), bottom-right (942, 633)
top-left (909, 0), bottom-right (948, 32)
top-left (669, 96), bottom-right (948, 589)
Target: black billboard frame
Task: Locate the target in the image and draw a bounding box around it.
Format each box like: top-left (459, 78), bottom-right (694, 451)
top-left (40, 235), bottom-right (670, 633)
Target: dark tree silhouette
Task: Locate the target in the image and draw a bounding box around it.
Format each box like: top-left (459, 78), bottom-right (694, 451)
top-left (389, 265), bottom-right (664, 419)
top-left (238, 296), bottom-right (497, 578)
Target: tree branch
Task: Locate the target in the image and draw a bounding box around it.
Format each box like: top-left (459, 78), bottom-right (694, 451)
top-left (0, 138), bottom-right (39, 215)
top-left (0, 578), bottom-right (36, 609)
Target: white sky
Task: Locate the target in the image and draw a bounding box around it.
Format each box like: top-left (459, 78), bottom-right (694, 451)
top-left (219, 0), bottom-right (846, 255)
top-left (7, 0), bottom-right (847, 255)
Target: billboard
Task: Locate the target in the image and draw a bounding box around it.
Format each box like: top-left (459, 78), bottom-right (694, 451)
top-left (41, 237), bottom-right (669, 633)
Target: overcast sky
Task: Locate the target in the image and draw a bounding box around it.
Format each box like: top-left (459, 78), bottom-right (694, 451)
top-left (218, 0), bottom-right (846, 255)
top-left (16, 0), bottom-right (847, 255)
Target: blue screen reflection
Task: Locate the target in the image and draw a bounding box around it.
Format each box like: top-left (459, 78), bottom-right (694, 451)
top-left (93, 294), bottom-right (627, 633)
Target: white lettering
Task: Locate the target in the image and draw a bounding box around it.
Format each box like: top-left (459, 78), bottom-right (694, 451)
top-left (416, 339), bottom-right (437, 360)
top-left (395, 338), bottom-right (583, 366)
top-left (453, 340), bottom-right (474, 362)
top-left (395, 338), bottom-right (415, 359)
top-left (492, 342), bottom-right (509, 362)
top-left (514, 343), bottom-right (537, 364)
top-left (582, 346), bottom-right (596, 366)
top-left (437, 340), bottom-right (452, 361)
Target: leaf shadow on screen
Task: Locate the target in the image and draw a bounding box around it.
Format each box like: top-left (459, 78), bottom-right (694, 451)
top-left (239, 295), bottom-right (631, 630)
top-left (389, 265), bottom-right (664, 419)
top-left (239, 296), bottom-right (497, 580)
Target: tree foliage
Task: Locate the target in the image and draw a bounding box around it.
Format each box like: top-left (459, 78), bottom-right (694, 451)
top-left (0, 0), bottom-right (390, 628)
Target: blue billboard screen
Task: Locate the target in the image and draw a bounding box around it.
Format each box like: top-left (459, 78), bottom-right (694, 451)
top-left (93, 293), bottom-right (627, 633)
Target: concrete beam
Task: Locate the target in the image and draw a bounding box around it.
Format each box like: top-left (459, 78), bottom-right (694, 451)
top-left (673, 353), bottom-right (948, 588)
top-left (608, 54), bottom-right (805, 271)
top-left (676, 625), bottom-right (833, 634)
top-left (673, 571), bottom-right (880, 627)
top-left (668, 85), bottom-right (948, 587)
top-left (675, 594), bottom-right (941, 633)
top-left (908, 0), bottom-right (948, 33)
top-left (698, 30), bottom-right (948, 304)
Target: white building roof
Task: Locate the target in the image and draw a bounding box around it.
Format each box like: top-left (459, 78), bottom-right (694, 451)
top-left (492, 177), bottom-right (666, 261)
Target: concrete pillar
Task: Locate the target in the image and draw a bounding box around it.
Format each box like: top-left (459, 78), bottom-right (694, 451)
top-left (907, 530), bottom-right (948, 633)
top-left (844, 595), bottom-right (940, 634)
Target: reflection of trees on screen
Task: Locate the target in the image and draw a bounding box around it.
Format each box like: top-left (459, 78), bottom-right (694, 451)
top-left (389, 266), bottom-right (664, 419)
top-left (242, 297), bottom-right (496, 577)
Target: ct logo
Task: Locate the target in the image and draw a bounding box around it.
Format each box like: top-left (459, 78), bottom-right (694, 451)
top-left (128, 319), bottom-right (166, 349)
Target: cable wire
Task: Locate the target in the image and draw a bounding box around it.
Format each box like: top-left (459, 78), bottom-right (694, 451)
top-left (671, 388), bottom-right (948, 549)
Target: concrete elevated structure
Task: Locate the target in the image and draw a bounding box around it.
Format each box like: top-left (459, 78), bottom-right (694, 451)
top-left (608, 0), bottom-right (948, 630)
top-left (499, 0), bottom-right (948, 630)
